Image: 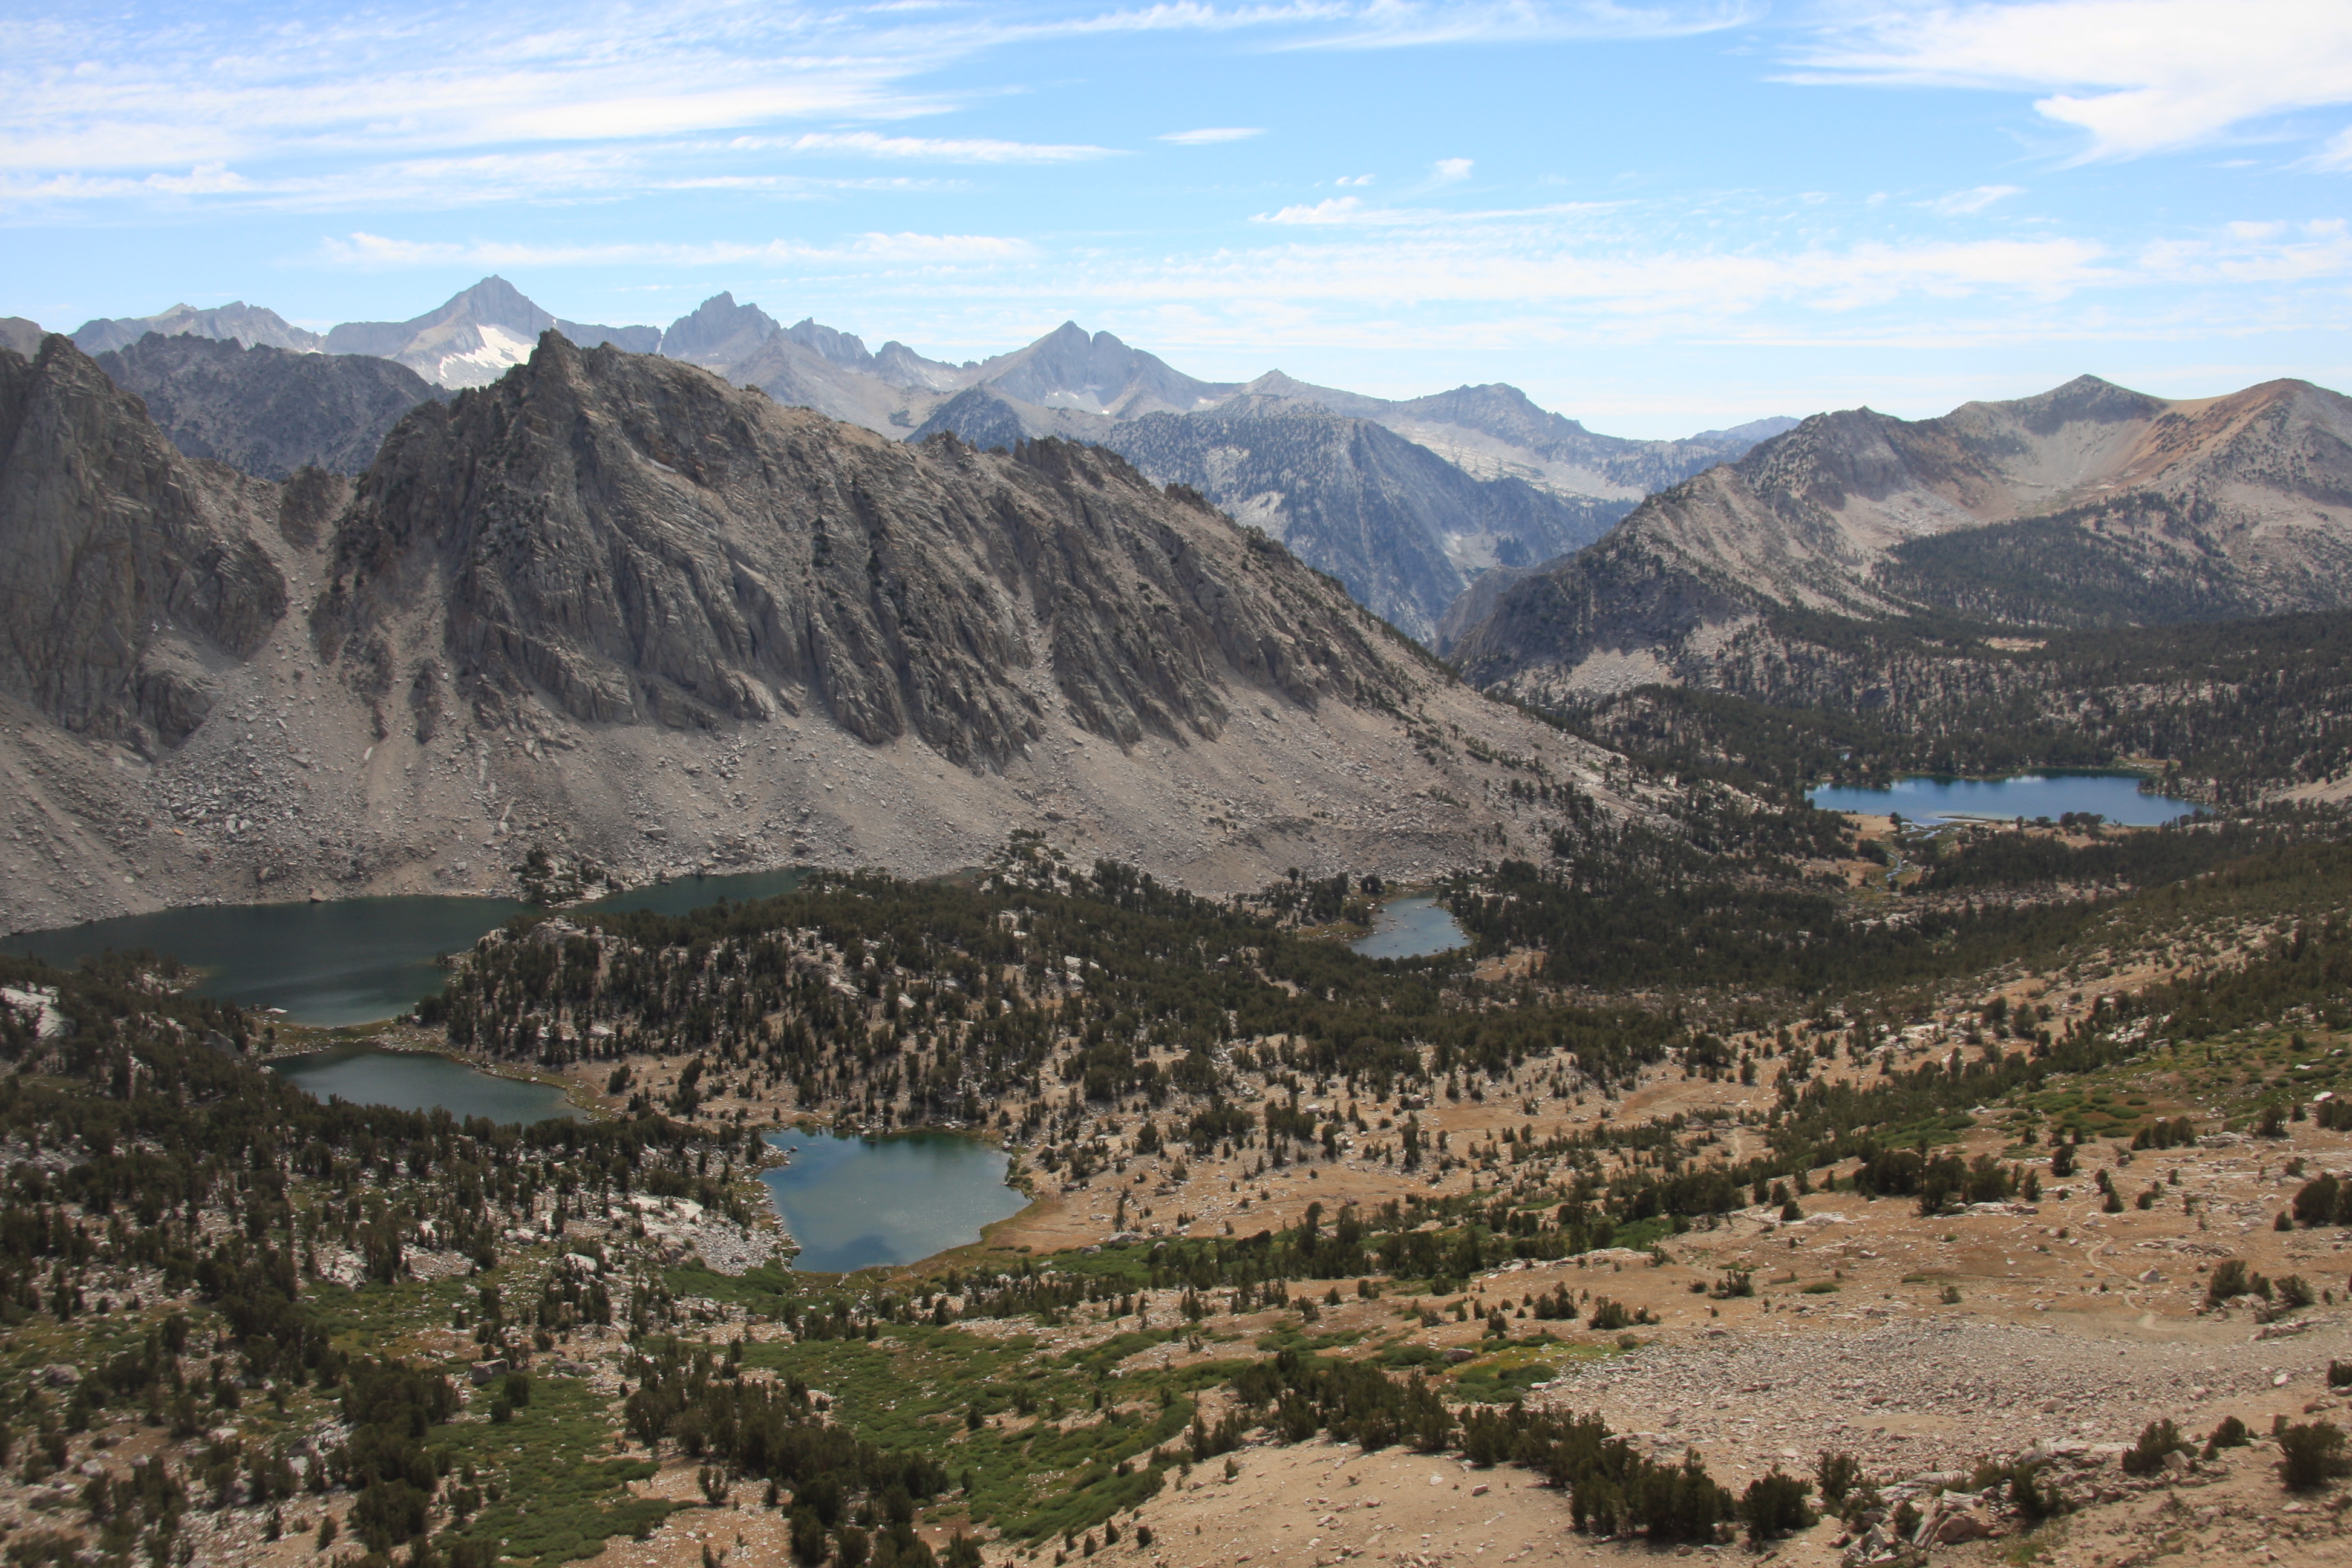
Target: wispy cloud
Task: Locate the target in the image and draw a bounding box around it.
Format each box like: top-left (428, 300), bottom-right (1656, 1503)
top-left (1430, 157), bottom-right (1474, 184)
top-left (1287, 1), bottom-right (1757, 50)
top-left (1788, 0), bottom-right (2352, 161)
top-left (0, 1), bottom-right (1747, 206)
top-left (1255, 196), bottom-right (1411, 224)
top-left (321, 229), bottom-right (1039, 269)
top-left (733, 131), bottom-right (1117, 162)
top-left (1253, 195), bottom-right (1604, 225)
top-left (1925, 185), bottom-right (2024, 215)
top-left (1158, 126), bottom-right (1266, 143)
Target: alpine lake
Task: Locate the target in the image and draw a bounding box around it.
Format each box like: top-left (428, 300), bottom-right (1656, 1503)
top-left (5, 865), bottom-right (1036, 1270)
top-left (1807, 770), bottom-right (2204, 828)
top-left (1350, 895), bottom-right (1469, 959)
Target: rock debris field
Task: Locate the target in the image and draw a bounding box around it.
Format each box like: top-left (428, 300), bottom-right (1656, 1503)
top-left (1537, 1316), bottom-right (2344, 1478)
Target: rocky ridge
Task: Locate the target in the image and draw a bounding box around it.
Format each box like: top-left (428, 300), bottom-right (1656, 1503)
top-left (44, 278), bottom-right (1797, 644)
top-left (91, 332), bottom-right (443, 480)
top-left (1085, 396), bottom-right (1624, 641)
top-left (0, 333), bottom-right (292, 749)
top-left (1451, 374), bottom-right (2352, 703)
top-left (70, 300), bottom-right (324, 356)
top-left (0, 331), bottom-right (1644, 932)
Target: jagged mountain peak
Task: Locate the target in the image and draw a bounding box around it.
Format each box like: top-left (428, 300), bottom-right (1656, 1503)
top-left (323, 277), bottom-right (659, 389)
top-left (783, 317), bottom-right (874, 370)
top-left (0, 323), bottom-right (1634, 925)
top-left (659, 292), bottom-right (781, 363)
top-left (424, 275), bottom-right (543, 331)
top-left (975, 322), bottom-right (1238, 416)
top-left (319, 330), bottom-right (1416, 769)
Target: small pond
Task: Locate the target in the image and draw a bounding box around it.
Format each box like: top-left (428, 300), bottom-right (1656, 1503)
top-left (270, 1044), bottom-right (576, 1124)
top-left (760, 1129), bottom-right (1025, 1273)
top-left (1808, 772), bottom-right (2203, 828)
top-left (1351, 896), bottom-right (1468, 959)
top-left (1, 868), bottom-right (810, 1027)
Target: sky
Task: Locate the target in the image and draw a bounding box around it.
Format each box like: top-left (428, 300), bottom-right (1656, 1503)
top-left (4, 0), bottom-right (2351, 437)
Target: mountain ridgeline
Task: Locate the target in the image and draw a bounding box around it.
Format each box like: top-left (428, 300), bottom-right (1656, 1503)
top-left (1436, 373), bottom-right (2352, 812)
top-left (916, 390), bottom-right (1628, 640)
top-left (0, 326), bottom-right (1619, 929)
top-left (314, 336), bottom-right (1411, 768)
top-left (1449, 374), bottom-right (2352, 705)
top-left (92, 332), bottom-right (446, 480)
top-left (46, 279), bottom-right (1794, 650)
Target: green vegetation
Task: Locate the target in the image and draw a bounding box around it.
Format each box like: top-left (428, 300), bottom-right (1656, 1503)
top-left (1553, 607), bottom-right (2352, 808)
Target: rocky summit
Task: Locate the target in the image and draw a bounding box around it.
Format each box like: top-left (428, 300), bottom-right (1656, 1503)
top-left (0, 330), bottom-right (1633, 930)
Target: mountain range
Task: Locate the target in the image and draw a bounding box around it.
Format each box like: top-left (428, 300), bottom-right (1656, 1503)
top-left (1446, 373), bottom-right (2352, 704)
top-left (318, 275), bottom-right (662, 388)
top-left (40, 279), bottom-right (1792, 641)
top-left (27, 275), bottom-right (2352, 828)
top-left (0, 328), bottom-right (1630, 930)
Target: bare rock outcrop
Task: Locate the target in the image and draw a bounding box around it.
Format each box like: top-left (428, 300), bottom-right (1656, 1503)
top-left (315, 333), bottom-right (1413, 771)
top-left (0, 335), bottom-right (288, 750)
top-left (91, 332), bottom-right (442, 481)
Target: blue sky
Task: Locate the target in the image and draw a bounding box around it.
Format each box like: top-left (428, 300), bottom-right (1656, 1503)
top-left (4, 0), bottom-right (2350, 436)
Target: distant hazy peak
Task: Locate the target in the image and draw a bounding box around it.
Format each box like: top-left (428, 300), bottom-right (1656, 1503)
top-left (429, 275), bottom-right (541, 331)
top-left (71, 301), bottom-right (324, 357)
top-left (322, 275), bottom-right (659, 387)
top-left (659, 292), bottom-right (781, 362)
top-left (975, 320), bottom-right (1239, 416)
top-left (869, 342), bottom-right (952, 384)
top-left (1689, 416), bottom-right (1801, 445)
top-left (783, 317), bottom-right (874, 370)
top-left (0, 318), bottom-right (44, 358)
top-left (1238, 371), bottom-right (1391, 418)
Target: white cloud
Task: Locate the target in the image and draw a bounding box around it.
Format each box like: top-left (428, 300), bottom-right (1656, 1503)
top-left (1115, 229), bottom-right (2119, 317)
top-left (2137, 218), bottom-right (2352, 284)
top-left (1431, 157), bottom-right (1475, 183)
top-left (1289, 1), bottom-right (1757, 50)
top-left (1334, 173), bottom-right (1374, 186)
top-left (1926, 185), bottom-right (2024, 215)
top-left (321, 229), bottom-right (1037, 269)
top-left (0, 0), bottom-right (1744, 201)
top-left (1252, 195), bottom-right (1604, 224)
top-left (1790, 0), bottom-right (2352, 160)
top-left (1256, 196), bottom-right (1398, 224)
top-left (1158, 127), bottom-right (1266, 143)
top-left (733, 131), bottom-right (1116, 162)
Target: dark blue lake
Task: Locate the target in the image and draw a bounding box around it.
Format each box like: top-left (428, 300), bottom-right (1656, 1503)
top-left (1808, 772), bottom-right (2201, 827)
top-left (2, 868), bottom-right (809, 1027)
top-left (760, 1129), bottom-right (1026, 1273)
